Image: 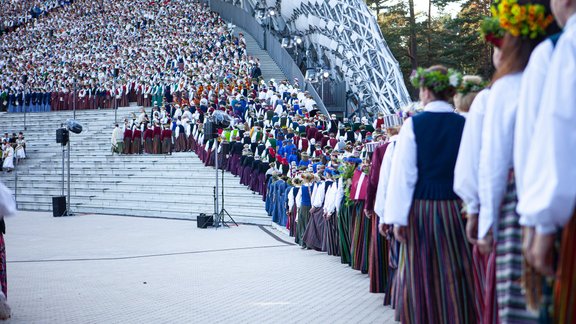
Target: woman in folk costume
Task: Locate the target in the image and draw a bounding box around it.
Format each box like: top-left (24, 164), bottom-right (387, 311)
top-left (295, 172), bottom-right (315, 248)
top-left (385, 65), bottom-right (476, 324)
top-left (323, 166), bottom-right (342, 256)
top-left (476, 0), bottom-right (558, 322)
top-left (453, 74), bottom-right (491, 324)
top-left (123, 123), bottom-right (133, 155)
top-left (152, 122), bottom-right (162, 154)
top-left (287, 176), bottom-right (302, 238)
top-left (350, 157), bottom-right (371, 273)
top-left (174, 119), bottom-right (187, 152)
top-left (454, 26), bottom-right (503, 323)
top-left (143, 124), bottom-right (153, 154)
top-left (365, 128), bottom-right (396, 297)
top-left (518, 0), bottom-right (576, 319)
top-left (2, 144), bottom-right (14, 173)
top-left (302, 172), bottom-right (331, 251)
top-left (337, 156), bottom-right (362, 265)
top-left (160, 124), bottom-right (172, 155)
top-left (375, 126), bottom-right (405, 316)
top-left (131, 124), bottom-right (142, 154)
top-left (14, 134), bottom-right (26, 162)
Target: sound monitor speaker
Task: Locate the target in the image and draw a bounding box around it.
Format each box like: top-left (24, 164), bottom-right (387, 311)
top-left (22, 75), bottom-right (28, 84)
top-left (113, 68), bottom-right (119, 78)
top-left (197, 213), bottom-right (213, 228)
top-left (52, 196), bottom-right (67, 217)
top-left (56, 128), bottom-right (69, 145)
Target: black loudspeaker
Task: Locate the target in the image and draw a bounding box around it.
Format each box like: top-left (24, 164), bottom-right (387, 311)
top-left (203, 121), bottom-right (217, 144)
top-left (197, 213), bottom-right (213, 228)
top-left (52, 196), bottom-right (67, 217)
top-left (22, 75), bottom-right (28, 84)
top-left (113, 68), bottom-right (119, 78)
top-left (66, 119), bottom-right (83, 134)
top-left (56, 128), bottom-right (69, 145)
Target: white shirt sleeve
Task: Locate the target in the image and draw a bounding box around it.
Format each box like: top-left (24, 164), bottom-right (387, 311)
top-left (478, 74), bottom-right (522, 239)
top-left (517, 23), bottom-right (576, 234)
top-left (312, 182), bottom-right (326, 208)
top-left (0, 182), bottom-right (16, 217)
top-left (514, 40), bottom-right (553, 208)
top-left (288, 188), bottom-right (295, 211)
top-left (323, 183), bottom-right (335, 214)
top-left (453, 89), bottom-right (490, 215)
top-left (383, 119), bottom-right (418, 226)
top-left (296, 186), bottom-right (302, 209)
top-left (334, 178), bottom-right (344, 213)
top-left (375, 138), bottom-right (396, 224)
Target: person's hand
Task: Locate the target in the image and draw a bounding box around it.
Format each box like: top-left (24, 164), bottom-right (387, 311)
top-left (465, 214), bottom-right (479, 245)
top-left (528, 232), bottom-right (556, 276)
top-left (365, 209), bottom-right (374, 219)
top-left (378, 223), bottom-right (387, 237)
top-left (477, 231), bottom-right (494, 255)
top-left (522, 227), bottom-right (535, 263)
top-left (393, 225), bottom-right (407, 244)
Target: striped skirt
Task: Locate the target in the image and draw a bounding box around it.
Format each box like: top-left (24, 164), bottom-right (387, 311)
top-left (302, 207), bottom-right (325, 251)
top-left (288, 205), bottom-right (297, 238)
top-left (402, 199), bottom-right (477, 324)
top-left (296, 205), bottom-right (311, 247)
top-left (351, 201), bottom-right (370, 273)
top-left (495, 175), bottom-right (538, 323)
top-left (338, 202), bottom-right (352, 265)
top-left (324, 211), bottom-right (340, 256)
top-left (555, 211), bottom-right (576, 324)
top-left (369, 214), bottom-right (389, 294)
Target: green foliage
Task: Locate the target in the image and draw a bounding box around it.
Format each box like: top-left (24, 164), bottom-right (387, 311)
top-left (368, 0), bottom-right (494, 99)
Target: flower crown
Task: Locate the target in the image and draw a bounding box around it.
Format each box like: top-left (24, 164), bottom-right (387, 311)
top-left (458, 79), bottom-right (487, 95)
top-left (491, 0), bottom-right (554, 39)
top-left (480, 17), bottom-right (505, 47)
top-left (410, 67), bottom-right (462, 93)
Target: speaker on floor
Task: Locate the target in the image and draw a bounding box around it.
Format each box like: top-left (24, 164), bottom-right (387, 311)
top-left (197, 213), bottom-right (213, 228)
top-left (52, 196), bottom-right (67, 217)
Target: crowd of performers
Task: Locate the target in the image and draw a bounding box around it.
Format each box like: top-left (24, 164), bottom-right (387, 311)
top-left (0, 1), bottom-right (252, 115)
top-left (180, 0), bottom-right (574, 322)
top-left (0, 0), bottom-right (68, 35)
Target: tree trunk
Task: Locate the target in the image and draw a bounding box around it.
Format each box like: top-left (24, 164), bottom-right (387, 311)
top-left (408, 0), bottom-right (418, 70)
top-left (428, 0), bottom-right (432, 66)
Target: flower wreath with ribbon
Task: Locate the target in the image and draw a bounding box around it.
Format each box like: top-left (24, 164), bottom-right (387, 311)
top-left (480, 17), bottom-right (506, 47)
top-left (410, 67), bottom-right (462, 93)
top-left (491, 0), bottom-right (554, 39)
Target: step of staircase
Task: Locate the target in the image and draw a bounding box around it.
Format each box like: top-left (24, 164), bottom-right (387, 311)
top-left (1, 107), bottom-right (272, 225)
top-left (235, 28), bottom-right (287, 83)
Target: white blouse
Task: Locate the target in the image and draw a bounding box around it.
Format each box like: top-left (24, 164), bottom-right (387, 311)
top-left (374, 135), bottom-right (398, 224)
top-left (454, 89), bottom-right (490, 215)
top-left (478, 73), bottom-right (523, 239)
top-left (517, 15), bottom-right (576, 234)
top-left (514, 39), bottom-right (555, 207)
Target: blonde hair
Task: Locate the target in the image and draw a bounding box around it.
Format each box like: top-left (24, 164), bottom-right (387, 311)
top-left (454, 75), bottom-right (483, 113)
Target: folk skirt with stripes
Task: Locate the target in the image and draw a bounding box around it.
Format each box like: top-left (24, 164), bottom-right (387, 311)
top-left (351, 201), bottom-right (370, 273)
top-left (555, 211), bottom-right (576, 324)
top-left (324, 211), bottom-right (340, 256)
top-left (338, 202), bottom-right (352, 265)
top-left (302, 207), bottom-right (325, 251)
top-left (402, 199), bottom-right (477, 324)
top-left (495, 175), bottom-right (538, 323)
top-left (369, 214), bottom-right (389, 293)
top-left (296, 205), bottom-right (311, 247)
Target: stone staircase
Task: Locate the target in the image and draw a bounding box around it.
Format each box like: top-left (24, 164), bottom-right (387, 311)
top-left (0, 108), bottom-right (271, 225)
top-left (236, 27), bottom-right (287, 83)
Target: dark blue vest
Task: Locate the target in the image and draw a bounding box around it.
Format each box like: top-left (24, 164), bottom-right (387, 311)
top-left (412, 111), bottom-right (465, 200)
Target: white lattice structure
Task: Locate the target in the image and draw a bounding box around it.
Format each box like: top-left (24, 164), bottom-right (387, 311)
top-left (237, 0), bottom-right (411, 115)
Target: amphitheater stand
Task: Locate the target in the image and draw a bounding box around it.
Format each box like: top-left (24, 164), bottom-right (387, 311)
top-left (0, 108), bottom-right (271, 225)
